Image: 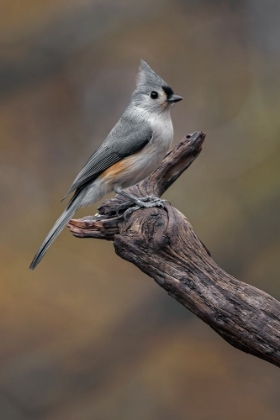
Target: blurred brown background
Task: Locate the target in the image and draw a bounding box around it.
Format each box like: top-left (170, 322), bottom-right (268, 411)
top-left (1, 0), bottom-right (280, 419)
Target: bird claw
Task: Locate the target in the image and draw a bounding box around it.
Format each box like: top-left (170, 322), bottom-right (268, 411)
top-left (123, 196), bottom-right (169, 220)
top-left (115, 201), bottom-right (132, 216)
top-left (140, 195), bottom-right (169, 205)
top-left (123, 205), bottom-right (141, 221)
top-left (137, 197), bottom-right (169, 208)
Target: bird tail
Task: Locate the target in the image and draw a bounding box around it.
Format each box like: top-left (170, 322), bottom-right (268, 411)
top-left (29, 189), bottom-right (87, 270)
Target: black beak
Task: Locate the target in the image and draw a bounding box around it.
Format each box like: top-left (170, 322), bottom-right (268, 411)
top-left (167, 94), bottom-right (183, 103)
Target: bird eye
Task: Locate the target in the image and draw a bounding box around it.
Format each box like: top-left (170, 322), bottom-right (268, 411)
top-left (150, 91), bottom-right (158, 99)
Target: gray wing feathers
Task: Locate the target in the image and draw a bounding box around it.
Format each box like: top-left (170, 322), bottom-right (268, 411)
top-left (30, 114), bottom-right (152, 269)
top-left (61, 150), bottom-right (121, 200)
top-left (62, 116), bottom-right (152, 200)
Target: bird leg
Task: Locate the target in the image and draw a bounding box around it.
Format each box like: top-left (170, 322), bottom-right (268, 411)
top-left (114, 188), bottom-right (169, 220)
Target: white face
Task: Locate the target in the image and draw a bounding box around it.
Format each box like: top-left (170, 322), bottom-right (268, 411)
top-left (150, 88), bottom-right (170, 109)
top-left (136, 87), bottom-right (173, 113)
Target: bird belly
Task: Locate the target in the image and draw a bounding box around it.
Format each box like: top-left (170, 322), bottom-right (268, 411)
top-left (103, 116), bottom-right (173, 189)
top-left (103, 136), bottom-right (172, 189)
top-left (80, 146), bottom-right (163, 208)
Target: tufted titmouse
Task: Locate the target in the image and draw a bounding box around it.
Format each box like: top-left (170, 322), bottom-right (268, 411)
top-left (29, 60), bottom-right (183, 269)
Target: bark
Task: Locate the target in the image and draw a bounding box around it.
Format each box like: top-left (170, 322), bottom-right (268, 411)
top-left (68, 131), bottom-right (280, 368)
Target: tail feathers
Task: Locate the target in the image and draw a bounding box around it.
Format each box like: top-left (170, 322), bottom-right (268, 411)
top-left (29, 190), bottom-right (87, 270)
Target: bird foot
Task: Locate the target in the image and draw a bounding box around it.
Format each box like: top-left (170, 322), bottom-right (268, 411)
top-left (140, 195), bottom-right (169, 204)
top-left (115, 201), bottom-right (132, 216)
top-left (123, 196), bottom-right (169, 221)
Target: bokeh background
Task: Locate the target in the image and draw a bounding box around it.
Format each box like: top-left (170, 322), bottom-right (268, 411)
top-left (1, 0), bottom-right (280, 419)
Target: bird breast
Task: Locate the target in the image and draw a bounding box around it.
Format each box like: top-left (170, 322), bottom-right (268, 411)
top-left (101, 112), bottom-right (174, 189)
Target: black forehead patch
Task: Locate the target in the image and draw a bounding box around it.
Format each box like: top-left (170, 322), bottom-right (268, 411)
top-left (162, 86), bottom-right (174, 98)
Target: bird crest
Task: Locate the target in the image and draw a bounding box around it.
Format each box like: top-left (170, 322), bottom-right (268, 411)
top-left (136, 60), bottom-right (167, 92)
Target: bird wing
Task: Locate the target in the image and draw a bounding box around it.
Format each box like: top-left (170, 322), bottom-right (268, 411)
top-left (62, 117), bottom-right (153, 200)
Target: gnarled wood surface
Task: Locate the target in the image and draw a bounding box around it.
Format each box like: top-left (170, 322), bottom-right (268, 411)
top-left (68, 132), bottom-right (280, 368)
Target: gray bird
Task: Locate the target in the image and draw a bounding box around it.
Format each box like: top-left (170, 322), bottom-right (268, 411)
top-left (29, 60), bottom-right (183, 270)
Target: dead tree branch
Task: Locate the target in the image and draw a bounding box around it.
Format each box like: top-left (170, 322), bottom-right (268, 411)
top-left (68, 131), bottom-right (280, 368)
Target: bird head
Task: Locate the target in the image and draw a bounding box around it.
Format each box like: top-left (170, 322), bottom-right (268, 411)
top-left (131, 60), bottom-right (183, 113)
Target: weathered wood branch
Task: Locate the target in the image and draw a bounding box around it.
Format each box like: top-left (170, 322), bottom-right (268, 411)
top-left (68, 132), bottom-right (280, 368)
